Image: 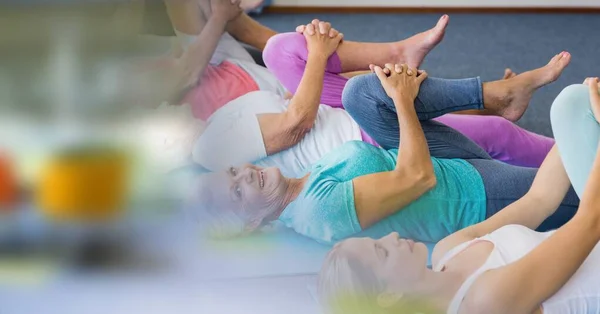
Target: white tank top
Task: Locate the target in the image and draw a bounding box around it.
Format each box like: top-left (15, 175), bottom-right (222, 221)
top-left (435, 224), bottom-right (600, 314)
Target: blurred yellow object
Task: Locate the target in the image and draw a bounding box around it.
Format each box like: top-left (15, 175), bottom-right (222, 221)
top-left (37, 146), bottom-right (130, 221)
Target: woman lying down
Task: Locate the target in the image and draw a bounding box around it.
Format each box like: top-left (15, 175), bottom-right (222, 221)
top-left (319, 79), bottom-right (600, 314)
top-left (190, 50), bottom-right (578, 246)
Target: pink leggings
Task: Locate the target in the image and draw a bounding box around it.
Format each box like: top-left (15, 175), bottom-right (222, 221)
top-left (263, 33), bottom-right (554, 168)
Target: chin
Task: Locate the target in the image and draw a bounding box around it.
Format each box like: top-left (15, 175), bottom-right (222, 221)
top-left (268, 167), bottom-right (283, 179)
top-left (267, 167), bottom-right (281, 175)
top-left (416, 242), bottom-right (429, 262)
top-left (264, 167), bottom-right (284, 188)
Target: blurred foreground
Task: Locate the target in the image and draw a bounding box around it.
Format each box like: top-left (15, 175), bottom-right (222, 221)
top-left (0, 3), bottom-right (213, 313)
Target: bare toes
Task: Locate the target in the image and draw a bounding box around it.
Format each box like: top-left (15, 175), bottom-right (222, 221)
top-left (436, 15), bottom-right (450, 31)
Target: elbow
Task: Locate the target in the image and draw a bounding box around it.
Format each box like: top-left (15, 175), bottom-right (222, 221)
top-left (286, 114), bottom-right (315, 138)
top-left (296, 119), bottom-right (315, 133)
top-left (400, 167), bottom-right (437, 192)
top-left (280, 123), bottom-right (311, 148)
top-left (286, 107), bottom-right (316, 132)
top-left (289, 118), bottom-right (313, 140)
top-left (418, 170), bottom-right (437, 191)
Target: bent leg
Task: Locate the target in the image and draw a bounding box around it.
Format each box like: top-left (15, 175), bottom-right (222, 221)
top-left (435, 115), bottom-right (555, 167)
top-left (263, 26), bottom-right (447, 108)
top-left (343, 73), bottom-right (491, 159)
top-left (468, 159), bottom-right (579, 231)
top-left (550, 84), bottom-right (599, 197)
top-left (263, 32), bottom-right (348, 108)
top-left (344, 73), bottom-right (484, 124)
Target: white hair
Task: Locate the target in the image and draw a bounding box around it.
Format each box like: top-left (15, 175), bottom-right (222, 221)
top-left (184, 173), bottom-right (269, 239)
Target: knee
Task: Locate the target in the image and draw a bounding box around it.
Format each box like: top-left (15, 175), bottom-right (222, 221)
top-left (342, 73), bottom-right (381, 117)
top-left (550, 84), bottom-right (593, 127)
top-left (263, 33), bottom-right (306, 68)
top-left (472, 116), bottom-right (513, 147)
top-left (485, 116), bottom-right (514, 135)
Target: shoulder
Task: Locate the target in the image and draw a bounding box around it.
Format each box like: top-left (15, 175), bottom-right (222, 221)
top-left (458, 284), bottom-right (499, 314)
top-left (432, 231), bottom-right (477, 270)
top-left (303, 171), bottom-right (353, 202)
top-left (459, 270), bottom-right (515, 314)
top-left (293, 179), bottom-right (359, 243)
top-left (193, 105), bottom-right (267, 170)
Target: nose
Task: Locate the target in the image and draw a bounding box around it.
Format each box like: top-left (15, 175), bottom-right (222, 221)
top-left (237, 167), bottom-right (254, 184)
top-left (382, 232), bottom-right (400, 244)
top-left (387, 232), bottom-right (400, 240)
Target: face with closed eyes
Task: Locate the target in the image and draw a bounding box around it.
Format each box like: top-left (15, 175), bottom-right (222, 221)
top-left (340, 232), bottom-right (430, 292)
top-left (199, 164), bottom-right (289, 231)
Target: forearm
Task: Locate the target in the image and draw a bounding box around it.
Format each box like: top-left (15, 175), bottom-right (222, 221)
top-left (177, 16), bottom-right (227, 86)
top-left (226, 13), bottom-right (277, 50)
top-left (467, 194), bottom-right (553, 237)
top-left (354, 97), bottom-right (436, 228)
top-left (393, 94), bottom-right (434, 179)
top-left (577, 140), bottom-right (600, 216)
top-left (258, 54), bottom-right (327, 155)
top-left (285, 54), bottom-right (328, 129)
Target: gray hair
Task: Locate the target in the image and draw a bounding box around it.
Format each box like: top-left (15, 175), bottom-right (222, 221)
top-left (185, 174), bottom-right (269, 239)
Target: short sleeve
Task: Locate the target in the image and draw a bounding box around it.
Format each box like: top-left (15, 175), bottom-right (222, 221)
top-left (192, 110), bottom-right (267, 171)
top-left (296, 179), bottom-right (362, 244)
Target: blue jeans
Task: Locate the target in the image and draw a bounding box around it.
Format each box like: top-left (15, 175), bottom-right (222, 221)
top-left (342, 74), bottom-right (492, 159)
top-left (343, 74), bottom-right (579, 231)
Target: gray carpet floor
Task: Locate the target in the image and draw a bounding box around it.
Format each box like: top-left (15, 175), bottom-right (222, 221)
top-left (256, 13), bottom-right (600, 137)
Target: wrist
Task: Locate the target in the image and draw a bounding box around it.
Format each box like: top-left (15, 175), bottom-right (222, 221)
top-left (392, 93), bottom-right (414, 106)
top-left (307, 51), bottom-right (329, 63)
top-left (208, 14), bottom-right (229, 28)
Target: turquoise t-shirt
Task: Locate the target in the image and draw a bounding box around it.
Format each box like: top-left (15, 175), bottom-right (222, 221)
top-left (278, 141), bottom-right (487, 245)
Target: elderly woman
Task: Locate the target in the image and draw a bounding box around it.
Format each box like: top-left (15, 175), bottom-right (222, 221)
top-left (317, 79), bottom-right (600, 314)
top-left (191, 40), bottom-right (577, 245)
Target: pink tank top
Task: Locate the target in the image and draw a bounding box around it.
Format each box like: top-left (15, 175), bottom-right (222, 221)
top-left (181, 61), bottom-right (259, 120)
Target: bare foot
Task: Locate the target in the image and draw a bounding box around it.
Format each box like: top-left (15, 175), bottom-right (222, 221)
top-left (394, 15), bottom-right (449, 69)
top-left (503, 68), bottom-right (517, 80)
top-left (486, 52), bottom-right (571, 122)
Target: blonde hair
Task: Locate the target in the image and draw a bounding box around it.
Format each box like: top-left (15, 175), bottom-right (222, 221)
top-left (318, 244), bottom-right (388, 314)
top-left (318, 243), bottom-right (441, 314)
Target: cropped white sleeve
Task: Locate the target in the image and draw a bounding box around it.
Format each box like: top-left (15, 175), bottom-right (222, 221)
top-left (192, 110), bottom-right (267, 171)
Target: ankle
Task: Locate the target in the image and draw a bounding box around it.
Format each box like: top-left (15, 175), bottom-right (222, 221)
top-left (482, 81), bottom-right (512, 114)
top-left (389, 42), bottom-right (406, 64)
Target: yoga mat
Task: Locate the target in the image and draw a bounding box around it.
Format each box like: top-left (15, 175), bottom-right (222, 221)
top-left (188, 222), bottom-right (332, 280)
top-left (184, 223), bottom-right (437, 280)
